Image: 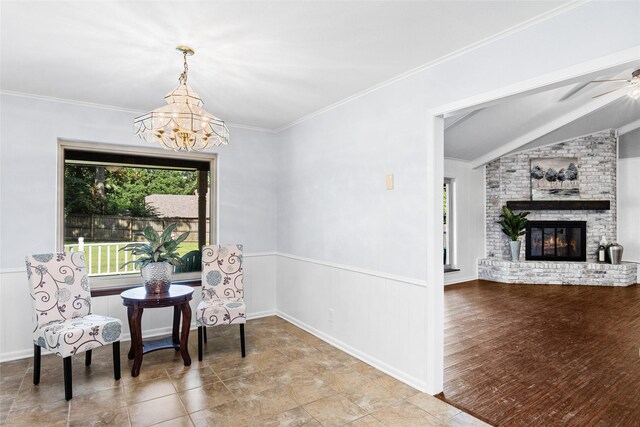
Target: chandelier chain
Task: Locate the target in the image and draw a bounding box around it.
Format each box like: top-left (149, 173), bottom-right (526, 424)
top-left (179, 51), bottom-right (188, 84)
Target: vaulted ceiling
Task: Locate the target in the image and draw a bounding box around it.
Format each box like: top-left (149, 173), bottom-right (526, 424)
top-left (444, 66), bottom-right (640, 165)
top-left (1, 1), bottom-right (568, 130)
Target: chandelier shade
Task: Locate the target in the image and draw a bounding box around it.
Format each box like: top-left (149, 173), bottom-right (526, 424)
top-left (134, 46), bottom-right (229, 151)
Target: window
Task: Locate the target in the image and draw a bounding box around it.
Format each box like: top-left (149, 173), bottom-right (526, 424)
top-left (443, 178), bottom-right (455, 270)
top-left (58, 141), bottom-right (216, 286)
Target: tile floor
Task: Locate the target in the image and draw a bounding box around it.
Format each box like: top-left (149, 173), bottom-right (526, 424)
top-left (0, 316), bottom-right (489, 426)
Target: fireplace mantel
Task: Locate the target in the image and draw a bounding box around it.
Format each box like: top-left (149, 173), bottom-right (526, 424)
top-left (506, 200), bottom-right (610, 211)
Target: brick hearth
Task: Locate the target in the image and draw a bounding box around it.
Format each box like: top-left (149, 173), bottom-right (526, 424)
top-left (478, 259), bottom-right (637, 286)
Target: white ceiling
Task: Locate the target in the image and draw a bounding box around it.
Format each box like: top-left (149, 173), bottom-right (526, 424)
top-left (444, 66), bottom-right (640, 163)
top-left (1, 1), bottom-right (568, 130)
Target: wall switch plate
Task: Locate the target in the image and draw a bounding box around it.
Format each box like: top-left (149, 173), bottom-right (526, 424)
top-left (328, 309), bottom-right (334, 323)
top-left (385, 174), bottom-right (394, 190)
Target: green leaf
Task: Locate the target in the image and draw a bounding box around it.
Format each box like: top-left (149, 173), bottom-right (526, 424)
top-left (160, 223), bottom-right (177, 242)
top-left (119, 242), bottom-right (145, 252)
top-left (497, 205), bottom-right (529, 241)
top-left (173, 231), bottom-right (190, 245)
top-left (142, 226), bottom-right (159, 244)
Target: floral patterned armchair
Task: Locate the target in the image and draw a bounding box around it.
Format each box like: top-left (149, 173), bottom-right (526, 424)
top-left (196, 244), bottom-right (246, 361)
top-left (25, 252), bottom-right (122, 400)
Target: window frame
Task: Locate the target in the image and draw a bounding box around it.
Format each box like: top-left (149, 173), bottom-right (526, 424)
top-left (443, 177), bottom-right (456, 270)
top-left (57, 139), bottom-right (217, 288)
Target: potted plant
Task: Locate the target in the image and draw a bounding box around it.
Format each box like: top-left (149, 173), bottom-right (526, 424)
top-left (120, 223), bottom-right (189, 293)
top-left (497, 206), bottom-right (530, 262)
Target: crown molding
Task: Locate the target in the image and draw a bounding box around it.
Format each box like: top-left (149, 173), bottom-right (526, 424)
top-left (0, 90), bottom-right (144, 114)
top-left (275, 0), bottom-right (587, 132)
top-left (0, 90), bottom-right (277, 134)
top-left (226, 123), bottom-right (277, 134)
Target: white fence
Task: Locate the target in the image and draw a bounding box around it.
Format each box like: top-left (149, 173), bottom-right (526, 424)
top-left (65, 238), bottom-right (140, 276)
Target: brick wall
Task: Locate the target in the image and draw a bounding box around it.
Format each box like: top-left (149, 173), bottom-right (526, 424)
top-left (486, 130), bottom-right (617, 262)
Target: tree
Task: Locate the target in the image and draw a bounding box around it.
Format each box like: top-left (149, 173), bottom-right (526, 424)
top-left (557, 168), bottom-right (566, 187)
top-left (530, 165), bottom-right (544, 187)
top-left (64, 164), bottom-right (101, 215)
top-left (545, 168), bottom-right (558, 187)
top-left (565, 163), bottom-right (578, 183)
top-left (64, 164), bottom-right (198, 216)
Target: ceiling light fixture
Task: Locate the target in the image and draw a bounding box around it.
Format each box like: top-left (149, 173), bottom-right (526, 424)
top-left (134, 46), bottom-right (229, 151)
top-left (592, 68), bottom-right (640, 100)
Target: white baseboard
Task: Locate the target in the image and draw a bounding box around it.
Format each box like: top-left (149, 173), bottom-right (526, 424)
top-left (444, 274), bottom-right (478, 285)
top-left (0, 310), bottom-right (276, 363)
top-left (275, 310), bottom-right (430, 394)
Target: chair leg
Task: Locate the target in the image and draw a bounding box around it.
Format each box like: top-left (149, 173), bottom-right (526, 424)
top-left (198, 326), bottom-right (203, 362)
top-left (203, 326), bottom-right (207, 343)
top-left (85, 349), bottom-right (92, 367)
top-left (240, 324), bottom-right (246, 358)
top-left (33, 344), bottom-right (41, 385)
top-left (113, 341), bottom-right (121, 381)
top-left (63, 356), bottom-right (72, 401)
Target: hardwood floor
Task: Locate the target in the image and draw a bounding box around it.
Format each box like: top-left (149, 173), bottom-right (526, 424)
top-left (441, 280), bottom-right (640, 426)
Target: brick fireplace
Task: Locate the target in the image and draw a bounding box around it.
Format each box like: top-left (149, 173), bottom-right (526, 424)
top-left (485, 130), bottom-right (616, 263)
top-left (479, 130), bottom-right (636, 286)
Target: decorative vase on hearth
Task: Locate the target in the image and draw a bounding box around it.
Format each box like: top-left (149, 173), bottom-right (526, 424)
top-left (510, 240), bottom-right (521, 262)
top-left (607, 243), bottom-right (623, 265)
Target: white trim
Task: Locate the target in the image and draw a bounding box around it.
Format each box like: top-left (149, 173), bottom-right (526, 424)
top-left (242, 252), bottom-right (277, 258)
top-left (276, 252), bottom-right (428, 288)
top-left (275, 1), bottom-right (586, 132)
top-left (0, 310), bottom-right (276, 363)
top-left (0, 267), bottom-right (24, 274)
top-left (227, 123), bottom-right (277, 134)
top-left (0, 90), bottom-right (275, 134)
top-left (444, 275), bottom-right (479, 286)
top-left (0, 90), bottom-right (144, 114)
top-left (444, 156), bottom-right (473, 163)
top-left (0, 252), bottom-right (276, 274)
top-left (470, 90), bottom-right (628, 168)
top-left (424, 115), bottom-right (445, 394)
top-left (275, 311), bottom-right (430, 394)
top-left (618, 118), bottom-right (640, 136)
top-left (58, 138), bottom-right (218, 161)
top-left (443, 109), bottom-right (483, 130)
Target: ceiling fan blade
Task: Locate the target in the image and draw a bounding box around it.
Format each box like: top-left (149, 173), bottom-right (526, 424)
top-left (590, 78), bottom-right (631, 83)
top-left (559, 82), bottom-right (591, 102)
top-left (592, 85), bottom-right (632, 98)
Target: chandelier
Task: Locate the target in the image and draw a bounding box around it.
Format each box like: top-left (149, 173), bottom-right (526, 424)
top-left (134, 46), bottom-right (229, 151)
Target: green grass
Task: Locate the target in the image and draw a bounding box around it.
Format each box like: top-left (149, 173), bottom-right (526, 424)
top-left (63, 241), bottom-right (200, 276)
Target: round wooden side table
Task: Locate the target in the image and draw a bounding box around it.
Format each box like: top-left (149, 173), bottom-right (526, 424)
top-left (121, 284), bottom-right (194, 377)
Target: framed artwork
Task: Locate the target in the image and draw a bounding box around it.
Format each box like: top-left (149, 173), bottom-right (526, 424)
top-left (530, 157), bottom-right (579, 200)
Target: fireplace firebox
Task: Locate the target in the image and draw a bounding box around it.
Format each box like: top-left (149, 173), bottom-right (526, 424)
top-left (525, 221), bottom-right (586, 261)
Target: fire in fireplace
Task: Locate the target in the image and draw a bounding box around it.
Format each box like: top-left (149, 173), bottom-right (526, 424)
top-left (525, 220), bottom-right (586, 261)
